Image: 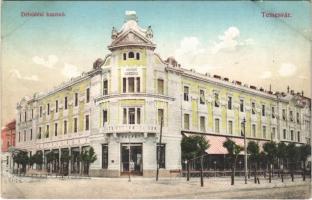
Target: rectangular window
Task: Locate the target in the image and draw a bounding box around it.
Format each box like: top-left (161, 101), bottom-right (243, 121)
top-left (123, 53), bottom-right (126, 60)
top-left (251, 102), bottom-right (256, 115)
top-left (283, 129), bottom-right (287, 139)
top-left (54, 123), bottom-right (58, 136)
top-left (103, 80), bottom-right (108, 95)
top-left (47, 104), bottom-right (50, 115)
top-left (102, 144), bottom-right (108, 169)
top-left (103, 110), bottom-right (108, 126)
top-left (31, 109), bottom-right (33, 119)
top-left (227, 96), bottom-right (232, 110)
top-left (39, 127), bottom-right (42, 139)
top-left (214, 93), bottom-right (220, 107)
top-left (85, 115), bottom-right (89, 131)
top-left (200, 116), bottom-right (206, 132)
top-left (86, 88), bottom-right (90, 103)
top-left (240, 99), bottom-right (244, 112)
top-left (128, 77), bottom-right (135, 93)
top-left (74, 118), bottom-right (78, 133)
top-left (296, 112), bottom-right (300, 124)
top-left (290, 130), bottom-right (294, 140)
top-left (262, 126), bottom-right (266, 138)
top-left (136, 77), bottom-right (140, 92)
top-left (262, 105), bottom-right (265, 116)
top-left (272, 127), bottom-right (276, 140)
top-left (18, 132), bottom-right (20, 142)
top-left (64, 120), bottom-right (67, 134)
top-left (200, 90), bottom-right (205, 104)
top-left (184, 114), bottom-right (190, 130)
top-left (128, 108), bottom-right (135, 124)
top-left (297, 131), bottom-right (300, 142)
top-left (25, 111), bottom-right (27, 122)
top-left (228, 120), bottom-right (233, 135)
top-left (123, 108), bottom-right (127, 124)
top-left (123, 78), bottom-right (127, 93)
top-left (46, 125), bottom-right (49, 138)
top-left (30, 129), bottom-right (32, 140)
top-left (252, 124), bottom-right (256, 137)
top-left (184, 86), bottom-right (189, 101)
top-left (24, 130), bottom-right (26, 141)
top-left (157, 144), bottom-right (166, 169)
top-left (137, 108), bottom-right (141, 124)
top-left (75, 93), bottom-right (78, 107)
top-left (289, 111), bottom-right (293, 122)
top-left (158, 109), bottom-right (164, 126)
top-left (157, 79), bottom-right (164, 95)
top-left (19, 113), bottom-right (21, 122)
top-left (64, 97), bottom-right (68, 110)
top-left (55, 100), bottom-right (58, 113)
top-left (282, 109), bottom-right (286, 120)
top-left (271, 107), bottom-right (275, 118)
top-left (215, 118), bottom-right (220, 133)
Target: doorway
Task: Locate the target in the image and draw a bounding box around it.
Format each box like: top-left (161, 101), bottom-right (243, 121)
top-left (121, 143), bottom-right (143, 175)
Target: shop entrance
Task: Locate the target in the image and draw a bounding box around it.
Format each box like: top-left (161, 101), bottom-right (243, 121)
top-left (121, 143), bottom-right (143, 176)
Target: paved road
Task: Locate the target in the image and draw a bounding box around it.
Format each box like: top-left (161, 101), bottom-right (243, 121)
top-left (1, 174), bottom-right (311, 199)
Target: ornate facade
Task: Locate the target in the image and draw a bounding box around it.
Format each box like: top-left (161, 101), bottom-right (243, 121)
top-left (15, 11), bottom-right (311, 177)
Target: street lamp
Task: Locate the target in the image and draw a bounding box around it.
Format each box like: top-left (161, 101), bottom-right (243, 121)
top-left (242, 117), bottom-right (247, 184)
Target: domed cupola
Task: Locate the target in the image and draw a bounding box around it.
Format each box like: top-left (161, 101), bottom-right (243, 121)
top-left (108, 11), bottom-right (156, 51)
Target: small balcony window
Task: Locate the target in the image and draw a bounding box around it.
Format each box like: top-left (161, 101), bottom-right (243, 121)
top-left (184, 86), bottom-right (189, 101)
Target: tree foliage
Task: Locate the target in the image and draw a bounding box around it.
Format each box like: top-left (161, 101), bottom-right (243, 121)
top-left (181, 135), bottom-right (210, 161)
top-left (247, 141), bottom-right (260, 162)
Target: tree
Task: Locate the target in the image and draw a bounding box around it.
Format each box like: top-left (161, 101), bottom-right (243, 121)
top-left (263, 141), bottom-right (277, 183)
top-left (46, 151), bottom-right (58, 173)
top-left (223, 138), bottom-right (243, 185)
top-left (277, 142), bottom-right (287, 182)
top-left (79, 147), bottom-right (97, 175)
top-left (247, 141), bottom-right (260, 184)
top-left (299, 144), bottom-right (311, 181)
top-left (181, 135), bottom-right (209, 181)
top-left (286, 143), bottom-right (300, 182)
top-left (60, 150), bottom-right (71, 175)
top-left (13, 151), bottom-right (29, 174)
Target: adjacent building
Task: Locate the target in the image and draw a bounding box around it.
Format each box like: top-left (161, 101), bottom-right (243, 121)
top-left (1, 120), bottom-right (16, 169)
top-left (15, 11), bottom-right (311, 177)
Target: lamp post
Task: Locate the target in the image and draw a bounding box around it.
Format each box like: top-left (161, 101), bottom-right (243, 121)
top-left (128, 133), bottom-right (131, 182)
top-left (242, 117), bottom-right (247, 184)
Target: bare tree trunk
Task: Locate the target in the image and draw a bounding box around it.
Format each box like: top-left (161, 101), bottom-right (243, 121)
top-left (303, 161), bottom-right (306, 181)
top-left (269, 163), bottom-right (272, 183)
top-left (254, 163), bottom-right (257, 184)
top-left (187, 162), bottom-right (190, 181)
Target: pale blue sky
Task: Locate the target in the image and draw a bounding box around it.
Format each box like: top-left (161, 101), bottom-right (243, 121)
top-left (1, 1), bottom-right (311, 124)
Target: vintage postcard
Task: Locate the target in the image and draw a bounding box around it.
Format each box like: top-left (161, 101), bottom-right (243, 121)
top-left (1, 1), bottom-right (311, 199)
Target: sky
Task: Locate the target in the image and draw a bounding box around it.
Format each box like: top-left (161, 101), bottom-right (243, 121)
top-left (1, 1), bottom-right (311, 125)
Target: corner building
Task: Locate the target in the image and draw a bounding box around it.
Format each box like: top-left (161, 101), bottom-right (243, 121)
top-left (15, 12), bottom-right (311, 177)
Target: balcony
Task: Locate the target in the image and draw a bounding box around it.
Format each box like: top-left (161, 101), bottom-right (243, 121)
top-left (100, 124), bottom-right (159, 134)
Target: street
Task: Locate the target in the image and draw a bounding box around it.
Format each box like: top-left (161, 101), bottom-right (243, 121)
top-left (1, 173), bottom-right (311, 199)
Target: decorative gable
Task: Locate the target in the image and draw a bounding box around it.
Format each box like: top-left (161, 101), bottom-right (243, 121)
top-left (108, 30), bottom-right (155, 50)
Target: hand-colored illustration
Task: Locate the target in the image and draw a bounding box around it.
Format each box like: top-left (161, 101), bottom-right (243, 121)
top-left (1, 1), bottom-right (311, 199)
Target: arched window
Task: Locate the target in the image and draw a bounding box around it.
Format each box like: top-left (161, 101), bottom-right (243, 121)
top-left (128, 52), bottom-right (134, 58)
top-left (136, 52), bottom-right (140, 60)
top-left (123, 53), bottom-right (127, 60)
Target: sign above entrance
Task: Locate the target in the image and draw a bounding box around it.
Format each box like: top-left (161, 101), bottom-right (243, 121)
top-left (122, 68), bottom-right (142, 77)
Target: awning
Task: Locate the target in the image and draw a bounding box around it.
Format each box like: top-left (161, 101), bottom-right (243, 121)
top-left (183, 133), bottom-right (265, 155)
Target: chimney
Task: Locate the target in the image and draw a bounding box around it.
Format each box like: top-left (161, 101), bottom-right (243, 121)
top-left (287, 86), bottom-right (290, 93)
top-left (302, 91), bottom-right (304, 96)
